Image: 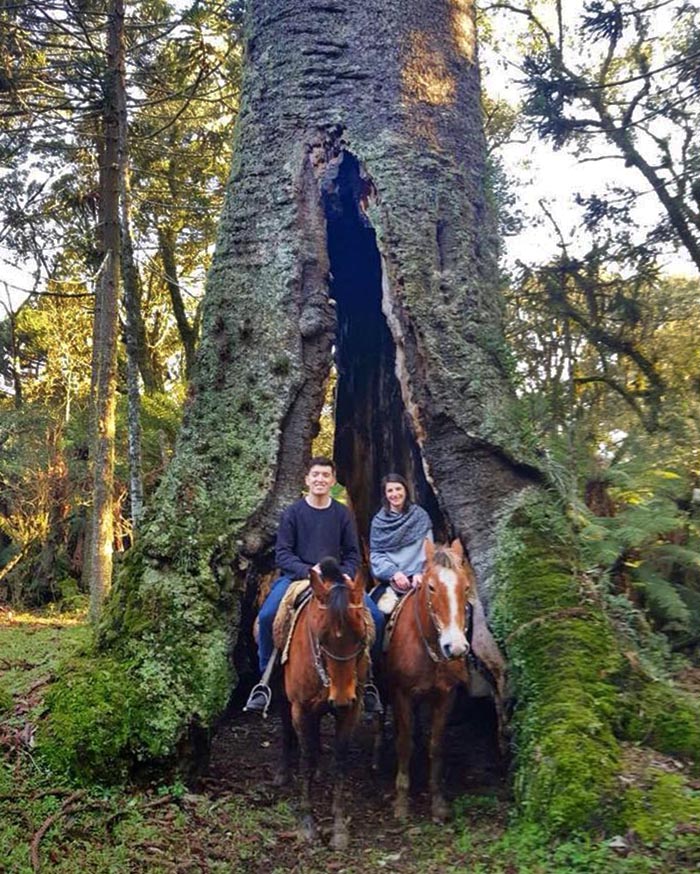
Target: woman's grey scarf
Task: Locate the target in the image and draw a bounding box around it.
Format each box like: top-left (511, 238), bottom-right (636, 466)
top-left (370, 503), bottom-right (432, 551)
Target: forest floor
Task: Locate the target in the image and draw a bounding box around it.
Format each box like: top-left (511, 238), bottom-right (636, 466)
top-left (1, 611), bottom-right (699, 874)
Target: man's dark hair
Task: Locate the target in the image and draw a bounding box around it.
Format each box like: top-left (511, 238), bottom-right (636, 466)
top-left (308, 455), bottom-right (336, 473)
top-left (380, 473), bottom-right (413, 513)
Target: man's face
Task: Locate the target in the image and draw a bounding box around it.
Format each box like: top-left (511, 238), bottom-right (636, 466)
top-left (305, 464), bottom-right (336, 497)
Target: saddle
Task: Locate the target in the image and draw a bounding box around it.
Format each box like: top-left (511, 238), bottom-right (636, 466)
top-left (273, 579), bottom-right (313, 665)
top-left (273, 579), bottom-right (376, 665)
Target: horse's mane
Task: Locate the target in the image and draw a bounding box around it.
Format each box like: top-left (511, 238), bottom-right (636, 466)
top-left (318, 556), bottom-right (349, 630)
top-left (431, 545), bottom-right (459, 571)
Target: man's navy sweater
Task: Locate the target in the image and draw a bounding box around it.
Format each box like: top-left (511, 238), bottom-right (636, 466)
top-left (275, 498), bottom-right (360, 581)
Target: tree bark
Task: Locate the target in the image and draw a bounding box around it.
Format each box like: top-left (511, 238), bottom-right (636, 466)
top-left (157, 225), bottom-right (199, 382)
top-left (117, 14), bottom-right (145, 534)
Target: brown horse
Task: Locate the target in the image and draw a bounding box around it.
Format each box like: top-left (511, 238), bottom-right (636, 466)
top-left (384, 538), bottom-right (472, 822)
top-left (277, 557), bottom-right (370, 850)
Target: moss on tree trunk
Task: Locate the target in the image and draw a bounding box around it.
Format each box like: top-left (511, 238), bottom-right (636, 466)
top-left (490, 489), bottom-right (700, 834)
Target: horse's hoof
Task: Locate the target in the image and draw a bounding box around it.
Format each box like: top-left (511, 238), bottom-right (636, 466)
top-left (299, 815), bottom-right (317, 842)
top-left (330, 827), bottom-right (349, 851)
top-left (431, 796), bottom-right (449, 822)
top-left (272, 769), bottom-right (291, 787)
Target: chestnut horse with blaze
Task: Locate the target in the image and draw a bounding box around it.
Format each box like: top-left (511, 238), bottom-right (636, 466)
top-left (384, 538), bottom-right (472, 821)
top-left (278, 557), bottom-right (371, 850)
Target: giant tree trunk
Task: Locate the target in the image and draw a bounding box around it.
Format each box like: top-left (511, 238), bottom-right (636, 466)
top-left (41, 0), bottom-right (700, 833)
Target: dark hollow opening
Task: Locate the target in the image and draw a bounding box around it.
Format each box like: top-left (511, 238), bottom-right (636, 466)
top-left (321, 151), bottom-right (446, 543)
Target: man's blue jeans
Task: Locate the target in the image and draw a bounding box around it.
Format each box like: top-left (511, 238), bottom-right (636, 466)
top-left (257, 576), bottom-right (292, 674)
top-left (257, 576), bottom-right (386, 674)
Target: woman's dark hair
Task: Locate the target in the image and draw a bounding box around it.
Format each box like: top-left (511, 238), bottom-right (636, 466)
top-left (380, 473), bottom-right (413, 513)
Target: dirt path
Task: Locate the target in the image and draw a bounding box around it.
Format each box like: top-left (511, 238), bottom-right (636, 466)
top-left (198, 694), bottom-right (510, 873)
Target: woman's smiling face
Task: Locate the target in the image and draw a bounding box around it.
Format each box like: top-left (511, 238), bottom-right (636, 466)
top-left (385, 481), bottom-right (407, 512)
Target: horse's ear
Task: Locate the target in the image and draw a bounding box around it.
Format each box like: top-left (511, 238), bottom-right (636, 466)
top-left (347, 572), bottom-right (364, 600)
top-left (310, 566), bottom-right (328, 599)
top-left (450, 538), bottom-right (464, 560)
top-left (424, 537), bottom-right (435, 561)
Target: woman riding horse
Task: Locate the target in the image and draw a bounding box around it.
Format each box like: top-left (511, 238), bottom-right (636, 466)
top-left (384, 539), bottom-right (472, 821)
top-left (369, 473), bottom-right (433, 614)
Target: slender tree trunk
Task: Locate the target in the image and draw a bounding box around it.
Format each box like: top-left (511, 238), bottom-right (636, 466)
top-left (157, 225), bottom-right (198, 381)
top-left (87, 0), bottom-right (122, 623)
top-left (117, 24), bottom-right (145, 533)
top-left (122, 227), bottom-right (158, 394)
top-left (36, 425), bottom-right (70, 600)
top-left (81, 122), bottom-right (107, 595)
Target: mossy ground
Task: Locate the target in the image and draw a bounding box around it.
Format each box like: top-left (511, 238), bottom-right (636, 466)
top-left (2, 612), bottom-right (700, 872)
top-left (34, 543), bottom-right (236, 783)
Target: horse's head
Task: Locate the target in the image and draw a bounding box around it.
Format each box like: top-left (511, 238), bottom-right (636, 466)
top-left (423, 538), bottom-right (472, 660)
top-left (309, 557), bottom-right (368, 708)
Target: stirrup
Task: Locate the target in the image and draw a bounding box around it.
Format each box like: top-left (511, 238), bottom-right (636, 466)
top-left (363, 682), bottom-right (383, 717)
top-left (244, 683), bottom-right (273, 718)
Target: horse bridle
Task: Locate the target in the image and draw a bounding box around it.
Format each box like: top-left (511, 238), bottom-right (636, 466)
top-left (413, 575), bottom-right (469, 663)
top-left (309, 584), bottom-right (368, 688)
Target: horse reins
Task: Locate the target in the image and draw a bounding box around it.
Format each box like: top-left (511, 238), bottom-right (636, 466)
top-left (309, 584), bottom-right (368, 688)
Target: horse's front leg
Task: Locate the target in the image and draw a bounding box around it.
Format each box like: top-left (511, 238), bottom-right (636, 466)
top-left (274, 691), bottom-right (295, 787)
top-left (428, 689), bottom-right (454, 822)
top-left (292, 702), bottom-right (319, 841)
top-left (329, 704), bottom-right (358, 851)
top-left (392, 691), bottom-right (413, 820)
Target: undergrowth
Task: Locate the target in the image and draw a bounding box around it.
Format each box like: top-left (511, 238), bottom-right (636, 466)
top-left (2, 611), bottom-right (700, 871)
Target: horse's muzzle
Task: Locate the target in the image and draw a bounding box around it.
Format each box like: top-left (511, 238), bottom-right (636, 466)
top-left (328, 694), bottom-right (357, 709)
top-left (440, 637), bottom-right (469, 660)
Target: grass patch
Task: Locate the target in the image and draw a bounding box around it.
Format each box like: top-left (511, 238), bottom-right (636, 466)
top-left (0, 611), bottom-right (89, 700)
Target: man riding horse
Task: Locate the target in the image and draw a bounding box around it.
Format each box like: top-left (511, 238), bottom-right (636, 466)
top-left (245, 455), bottom-right (384, 715)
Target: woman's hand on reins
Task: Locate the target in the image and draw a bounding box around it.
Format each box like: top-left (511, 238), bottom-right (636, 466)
top-left (392, 571), bottom-right (411, 591)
